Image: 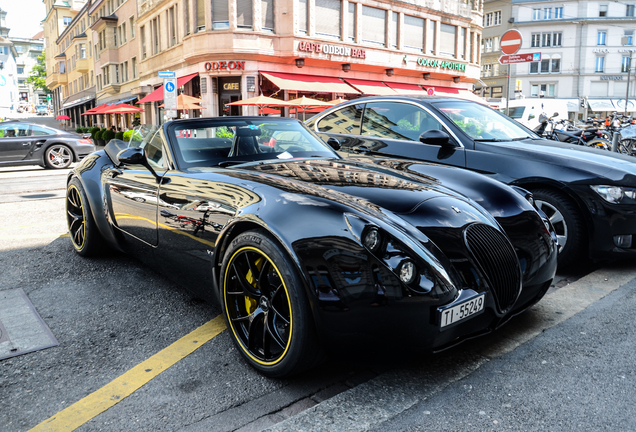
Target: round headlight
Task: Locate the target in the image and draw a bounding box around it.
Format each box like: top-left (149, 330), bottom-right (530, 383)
top-left (399, 260), bottom-right (417, 285)
top-left (363, 228), bottom-right (381, 252)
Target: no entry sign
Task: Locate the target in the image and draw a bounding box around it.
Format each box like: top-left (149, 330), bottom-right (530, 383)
top-left (500, 29), bottom-right (523, 55)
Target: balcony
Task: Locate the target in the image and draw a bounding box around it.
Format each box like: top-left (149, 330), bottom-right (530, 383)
top-left (45, 71), bottom-right (68, 88)
top-left (76, 58), bottom-right (89, 73)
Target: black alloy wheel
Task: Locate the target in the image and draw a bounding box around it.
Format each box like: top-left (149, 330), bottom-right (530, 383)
top-left (221, 230), bottom-right (320, 377)
top-left (66, 177), bottom-right (104, 256)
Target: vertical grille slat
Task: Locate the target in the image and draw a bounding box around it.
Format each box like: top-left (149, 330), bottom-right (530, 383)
top-left (464, 223), bottom-right (522, 313)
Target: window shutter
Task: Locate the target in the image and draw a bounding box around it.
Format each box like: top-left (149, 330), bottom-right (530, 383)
top-left (403, 15), bottom-right (424, 51)
top-left (439, 23), bottom-right (456, 57)
top-left (237, 0), bottom-right (253, 27)
top-left (196, 0), bottom-right (205, 30)
top-left (262, 0), bottom-right (274, 30)
top-left (316, 0), bottom-right (341, 38)
top-left (297, 0), bottom-right (307, 33)
top-left (347, 2), bottom-right (356, 41)
top-left (212, 0), bottom-right (229, 26)
top-left (361, 5), bottom-right (385, 45)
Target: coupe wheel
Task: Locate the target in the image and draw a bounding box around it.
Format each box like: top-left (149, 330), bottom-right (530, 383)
top-left (45, 144), bottom-right (73, 169)
top-left (220, 230), bottom-right (320, 377)
top-left (66, 177), bottom-right (104, 256)
top-left (532, 189), bottom-right (586, 268)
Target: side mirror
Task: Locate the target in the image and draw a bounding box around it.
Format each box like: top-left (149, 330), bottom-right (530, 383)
top-left (528, 114), bottom-right (535, 120)
top-left (553, 112), bottom-right (559, 117)
top-left (327, 137), bottom-right (341, 151)
top-left (117, 147), bottom-right (147, 165)
top-left (419, 129), bottom-right (454, 147)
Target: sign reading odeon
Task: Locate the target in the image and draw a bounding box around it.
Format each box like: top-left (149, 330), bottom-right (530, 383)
top-left (298, 41), bottom-right (366, 59)
top-left (204, 61), bottom-right (246, 71)
top-left (417, 57), bottom-right (467, 71)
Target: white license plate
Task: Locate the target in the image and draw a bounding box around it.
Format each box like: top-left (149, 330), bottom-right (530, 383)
top-left (440, 294), bottom-right (485, 329)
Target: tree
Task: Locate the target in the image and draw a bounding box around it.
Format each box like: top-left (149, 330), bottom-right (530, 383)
top-left (27, 50), bottom-right (51, 94)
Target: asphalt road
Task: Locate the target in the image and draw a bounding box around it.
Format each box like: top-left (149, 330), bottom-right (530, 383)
top-left (1, 114), bottom-right (635, 432)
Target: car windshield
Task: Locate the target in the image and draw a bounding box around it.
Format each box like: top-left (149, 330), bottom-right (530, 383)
top-left (434, 101), bottom-right (538, 141)
top-left (166, 118), bottom-right (339, 169)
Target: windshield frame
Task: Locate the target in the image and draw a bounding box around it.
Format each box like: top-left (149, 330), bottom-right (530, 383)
top-left (431, 100), bottom-right (540, 142)
top-left (163, 117), bottom-right (341, 171)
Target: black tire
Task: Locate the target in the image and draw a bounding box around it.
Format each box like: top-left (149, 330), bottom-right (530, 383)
top-left (586, 138), bottom-right (611, 151)
top-left (532, 189), bottom-right (586, 269)
top-left (220, 229), bottom-right (321, 378)
top-left (44, 144), bottom-right (73, 169)
top-left (66, 177), bottom-right (104, 256)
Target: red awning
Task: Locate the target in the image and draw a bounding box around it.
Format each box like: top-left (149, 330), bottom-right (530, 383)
top-left (426, 86), bottom-right (460, 95)
top-left (343, 79), bottom-right (398, 96)
top-left (425, 86), bottom-right (488, 104)
top-left (136, 73), bottom-right (199, 104)
top-left (384, 82), bottom-right (427, 95)
top-left (261, 72), bottom-right (360, 94)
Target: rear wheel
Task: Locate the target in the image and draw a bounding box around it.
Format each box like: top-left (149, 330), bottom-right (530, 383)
top-left (66, 177), bottom-right (104, 256)
top-left (45, 144), bottom-right (73, 169)
top-left (220, 229), bottom-right (321, 378)
top-left (586, 138), bottom-right (611, 151)
top-left (532, 189), bottom-right (586, 269)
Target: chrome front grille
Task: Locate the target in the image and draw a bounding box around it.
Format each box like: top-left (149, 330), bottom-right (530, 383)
top-left (464, 223), bottom-right (522, 314)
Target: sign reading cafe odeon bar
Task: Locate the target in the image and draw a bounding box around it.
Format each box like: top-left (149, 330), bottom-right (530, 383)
top-left (298, 41), bottom-right (366, 59)
top-left (417, 57), bottom-right (467, 72)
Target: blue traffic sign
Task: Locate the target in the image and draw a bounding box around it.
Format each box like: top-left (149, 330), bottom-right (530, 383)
top-left (165, 82), bottom-right (175, 92)
top-left (158, 71), bottom-right (176, 78)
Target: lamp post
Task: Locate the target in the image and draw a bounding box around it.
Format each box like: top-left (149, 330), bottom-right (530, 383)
top-left (622, 36), bottom-right (633, 116)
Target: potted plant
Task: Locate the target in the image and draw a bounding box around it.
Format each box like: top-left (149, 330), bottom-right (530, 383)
top-left (93, 129), bottom-right (104, 146)
top-left (115, 131), bottom-right (125, 141)
top-left (101, 129), bottom-right (115, 145)
top-left (89, 127), bottom-right (100, 145)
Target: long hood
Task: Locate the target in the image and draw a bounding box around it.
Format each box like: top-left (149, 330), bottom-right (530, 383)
top-left (235, 158), bottom-right (486, 217)
top-left (485, 138), bottom-right (636, 181)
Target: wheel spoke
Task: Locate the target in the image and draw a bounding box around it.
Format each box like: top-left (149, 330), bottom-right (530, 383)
top-left (231, 262), bottom-right (260, 298)
top-left (556, 234), bottom-right (567, 248)
top-left (266, 315), bottom-right (287, 350)
top-left (549, 212), bottom-right (564, 226)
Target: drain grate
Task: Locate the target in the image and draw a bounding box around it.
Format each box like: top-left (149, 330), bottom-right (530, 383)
top-left (0, 289), bottom-right (59, 361)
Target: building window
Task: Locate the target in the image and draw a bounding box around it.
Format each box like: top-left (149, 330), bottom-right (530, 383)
top-left (427, 20), bottom-right (436, 54)
top-left (237, 0), bottom-right (253, 29)
top-left (114, 64), bottom-right (119, 83)
top-left (554, 7), bottom-right (563, 18)
top-left (599, 4), bottom-right (608, 17)
top-left (482, 64), bottom-right (492, 77)
top-left (553, 32), bottom-right (562, 47)
top-left (625, 30), bottom-right (634, 45)
top-left (317, 0), bottom-right (343, 40)
top-left (361, 5), bottom-right (385, 45)
top-left (63, 16), bottom-right (72, 26)
top-left (141, 25), bottom-right (146, 59)
top-left (533, 8), bottom-right (541, 20)
top-left (168, 6), bottom-right (178, 46)
top-left (130, 16), bottom-right (135, 38)
top-left (388, 11), bottom-right (397, 48)
top-left (540, 59), bottom-right (550, 73)
top-left (17, 66), bottom-right (24, 74)
top-left (551, 58), bottom-right (561, 73)
top-left (484, 11), bottom-right (501, 27)
top-left (440, 23), bottom-right (457, 57)
top-left (132, 57), bottom-right (137, 78)
top-left (262, 0), bottom-right (274, 32)
top-left (622, 56), bottom-right (631, 73)
top-left (530, 62), bottom-right (539, 74)
top-left (542, 33), bottom-right (551, 47)
top-left (628, 5), bottom-right (635, 17)
top-left (531, 84), bottom-right (556, 97)
top-left (531, 33), bottom-right (540, 48)
top-left (195, 0), bottom-right (205, 31)
top-left (404, 15), bottom-right (424, 52)
top-left (596, 56), bottom-right (605, 72)
top-left (597, 31), bottom-right (606, 45)
top-left (212, 0), bottom-right (229, 30)
top-left (543, 8), bottom-right (552, 19)
top-left (114, 27), bottom-right (117, 46)
top-left (459, 27), bottom-right (466, 59)
top-left (151, 17), bottom-right (161, 54)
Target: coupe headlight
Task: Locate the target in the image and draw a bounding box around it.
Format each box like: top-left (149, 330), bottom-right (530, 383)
top-left (590, 185), bottom-right (636, 204)
top-left (399, 260), bottom-right (417, 285)
top-left (363, 227), bottom-right (382, 252)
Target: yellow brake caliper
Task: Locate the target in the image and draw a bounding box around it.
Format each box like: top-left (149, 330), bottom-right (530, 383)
top-left (244, 257), bottom-right (265, 314)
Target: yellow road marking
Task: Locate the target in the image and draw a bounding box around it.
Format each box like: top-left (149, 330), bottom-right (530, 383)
top-left (29, 316), bottom-right (227, 432)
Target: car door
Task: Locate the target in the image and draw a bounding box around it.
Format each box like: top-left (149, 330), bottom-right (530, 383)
top-left (313, 101), bottom-right (466, 168)
top-left (105, 128), bottom-right (166, 248)
top-left (0, 123), bottom-right (37, 163)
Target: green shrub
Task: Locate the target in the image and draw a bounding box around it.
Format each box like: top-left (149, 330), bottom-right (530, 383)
top-left (89, 126), bottom-right (100, 137)
top-left (123, 130), bottom-right (133, 141)
top-left (101, 129), bottom-right (115, 142)
top-left (115, 131), bottom-right (125, 141)
top-left (93, 129), bottom-right (103, 140)
top-left (75, 127), bottom-right (83, 133)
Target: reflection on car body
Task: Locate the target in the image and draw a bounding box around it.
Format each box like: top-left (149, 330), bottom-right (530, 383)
top-left (65, 116), bottom-right (557, 378)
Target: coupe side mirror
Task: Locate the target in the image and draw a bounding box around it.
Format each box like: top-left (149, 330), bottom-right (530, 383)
top-left (117, 147), bottom-right (147, 165)
top-left (327, 137), bottom-right (341, 151)
top-left (419, 129), bottom-right (454, 147)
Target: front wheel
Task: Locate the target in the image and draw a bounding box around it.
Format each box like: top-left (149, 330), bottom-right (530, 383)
top-left (45, 144), bottom-right (73, 169)
top-left (66, 177), bottom-right (104, 256)
top-left (220, 229), bottom-right (321, 378)
top-left (532, 189), bottom-right (586, 269)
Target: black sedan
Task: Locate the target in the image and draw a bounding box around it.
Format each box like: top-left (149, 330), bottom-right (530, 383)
top-left (65, 117), bottom-right (557, 377)
top-left (0, 121), bottom-right (94, 169)
top-left (307, 96), bottom-right (636, 268)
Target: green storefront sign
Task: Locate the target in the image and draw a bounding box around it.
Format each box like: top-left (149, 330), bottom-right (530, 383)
top-left (416, 57), bottom-right (467, 72)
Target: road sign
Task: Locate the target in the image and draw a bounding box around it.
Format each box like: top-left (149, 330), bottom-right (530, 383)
top-left (158, 71), bottom-right (176, 78)
top-left (500, 29), bottom-right (523, 55)
top-left (499, 52), bottom-right (541, 65)
top-left (163, 77), bottom-right (177, 118)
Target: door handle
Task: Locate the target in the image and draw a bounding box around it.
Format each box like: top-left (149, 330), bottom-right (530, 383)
top-left (110, 168), bottom-right (123, 177)
top-left (22, 142), bottom-right (31, 146)
top-left (355, 145), bottom-right (371, 153)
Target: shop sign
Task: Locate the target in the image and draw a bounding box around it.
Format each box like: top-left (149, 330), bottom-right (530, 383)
top-left (619, 48), bottom-right (636, 53)
top-left (223, 82), bottom-right (240, 90)
top-left (416, 57), bottom-right (467, 72)
top-left (601, 76), bottom-right (623, 80)
top-left (593, 48), bottom-right (609, 53)
top-left (204, 61), bottom-right (246, 71)
top-left (297, 41), bottom-right (366, 59)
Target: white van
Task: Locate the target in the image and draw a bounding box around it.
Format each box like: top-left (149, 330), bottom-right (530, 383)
top-left (503, 99), bottom-right (570, 130)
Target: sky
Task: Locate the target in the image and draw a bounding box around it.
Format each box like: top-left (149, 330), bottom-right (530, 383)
top-left (0, 0), bottom-right (46, 39)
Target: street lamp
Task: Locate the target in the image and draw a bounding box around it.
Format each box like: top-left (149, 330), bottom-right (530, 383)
top-left (622, 36), bottom-right (633, 116)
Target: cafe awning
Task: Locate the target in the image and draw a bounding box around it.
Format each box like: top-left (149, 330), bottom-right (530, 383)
top-left (260, 72), bottom-right (361, 94)
top-left (136, 73), bottom-right (199, 104)
top-left (425, 86), bottom-right (488, 104)
top-left (612, 99), bottom-right (636, 112)
top-left (588, 99), bottom-right (615, 112)
top-left (384, 82), bottom-right (427, 95)
top-left (343, 79), bottom-right (398, 96)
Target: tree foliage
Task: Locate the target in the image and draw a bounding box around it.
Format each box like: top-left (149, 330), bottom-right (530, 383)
top-left (27, 51), bottom-right (51, 94)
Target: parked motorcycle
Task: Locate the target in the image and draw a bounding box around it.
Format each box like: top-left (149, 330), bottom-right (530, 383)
top-left (534, 113), bottom-right (611, 150)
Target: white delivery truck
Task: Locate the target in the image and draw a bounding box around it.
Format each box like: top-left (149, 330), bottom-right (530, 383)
top-left (503, 99), bottom-right (570, 130)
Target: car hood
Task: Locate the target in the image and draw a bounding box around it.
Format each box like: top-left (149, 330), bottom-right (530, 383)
top-left (231, 158), bottom-right (496, 225)
top-left (484, 138), bottom-right (636, 181)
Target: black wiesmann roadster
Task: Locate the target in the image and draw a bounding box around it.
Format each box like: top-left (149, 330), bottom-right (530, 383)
top-left (65, 117), bottom-right (557, 377)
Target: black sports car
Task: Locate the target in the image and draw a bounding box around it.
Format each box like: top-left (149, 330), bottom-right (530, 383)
top-left (0, 121), bottom-right (94, 169)
top-left (307, 96), bottom-right (636, 268)
top-left (65, 117), bottom-right (557, 377)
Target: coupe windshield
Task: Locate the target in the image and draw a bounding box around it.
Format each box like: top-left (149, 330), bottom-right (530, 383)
top-left (167, 118), bottom-right (338, 169)
top-left (434, 101), bottom-right (538, 141)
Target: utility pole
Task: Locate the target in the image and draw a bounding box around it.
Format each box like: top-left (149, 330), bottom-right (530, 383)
top-left (622, 36), bottom-right (633, 116)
